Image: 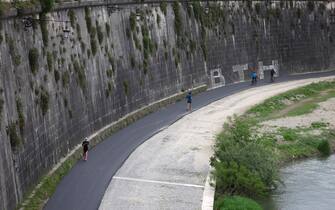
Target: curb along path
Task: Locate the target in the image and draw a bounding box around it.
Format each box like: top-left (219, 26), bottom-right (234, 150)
top-left (99, 76), bottom-right (335, 210)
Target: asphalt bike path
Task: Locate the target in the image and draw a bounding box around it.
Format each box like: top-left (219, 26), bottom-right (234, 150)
top-left (44, 71), bottom-right (335, 210)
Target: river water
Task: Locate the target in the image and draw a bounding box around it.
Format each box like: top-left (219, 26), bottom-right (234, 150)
top-left (263, 155), bottom-right (335, 210)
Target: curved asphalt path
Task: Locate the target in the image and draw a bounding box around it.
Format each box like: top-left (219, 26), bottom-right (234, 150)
top-left (44, 71), bottom-right (335, 210)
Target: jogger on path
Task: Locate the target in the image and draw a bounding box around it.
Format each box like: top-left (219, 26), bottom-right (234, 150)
top-left (82, 138), bottom-right (89, 161)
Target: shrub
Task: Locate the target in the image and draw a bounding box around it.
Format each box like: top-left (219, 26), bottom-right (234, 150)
top-left (40, 0), bottom-right (54, 13)
top-left (0, 1), bottom-right (10, 16)
top-left (211, 117), bottom-right (279, 197)
top-left (192, 1), bottom-right (203, 22)
top-left (317, 140), bottom-right (331, 157)
top-left (29, 48), bottom-right (39, 74)
top-left (215, 196), bottom-right (263, 210)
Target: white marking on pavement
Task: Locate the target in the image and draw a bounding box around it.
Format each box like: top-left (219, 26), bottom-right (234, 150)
top-left (113, 176), bottom-right (205, 189)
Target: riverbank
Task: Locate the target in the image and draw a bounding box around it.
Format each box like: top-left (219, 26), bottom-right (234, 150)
top-left (212, 80), bottom-right (335, 209)
top-left (97, 77), bottom-right (334, 210)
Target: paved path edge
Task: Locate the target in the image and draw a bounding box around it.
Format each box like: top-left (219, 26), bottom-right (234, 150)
top-left (202, 167), bottom-right (215, 210)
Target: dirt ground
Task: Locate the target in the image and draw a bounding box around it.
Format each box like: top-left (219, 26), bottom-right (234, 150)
top-left (260, 97), bottom-right (335, 131)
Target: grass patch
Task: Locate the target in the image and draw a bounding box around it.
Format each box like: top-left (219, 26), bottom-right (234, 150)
top-left (279, 128), bottom-right (299, 141)
top-left (286, 103), bottom-right (319, 116)
top-left (20, 152), bottom-right (80, 210)
top-left (247, 81), bottom-right (335, 121)
top-left (215, 196), bottom-right (263, 210)
top-left (311, 121), bottom-right (329, 129)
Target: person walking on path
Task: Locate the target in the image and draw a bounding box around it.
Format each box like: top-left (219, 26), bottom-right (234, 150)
top-left (251, 71), bottom-right (257, 85)
top-left (186, 91), bottom-right (192, 112)
top-left (82, 137), bottom-right (89, 161)
top-left (270, 69), bottom-right (275, 83)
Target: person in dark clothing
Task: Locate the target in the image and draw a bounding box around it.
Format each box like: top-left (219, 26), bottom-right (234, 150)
top-left (186, 91), bottom-right (192, 111)
top-left (82, 137), bottom-right (89, 161)
top-left (270, 69), bottom-right (275, 83)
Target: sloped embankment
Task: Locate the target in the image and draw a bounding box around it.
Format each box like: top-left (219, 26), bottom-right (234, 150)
top-left (212, 80), bottom-right (335, 210)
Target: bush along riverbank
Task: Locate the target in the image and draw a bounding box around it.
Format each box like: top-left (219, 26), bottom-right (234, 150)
top-left (211, 80), bottom-right (335, 210)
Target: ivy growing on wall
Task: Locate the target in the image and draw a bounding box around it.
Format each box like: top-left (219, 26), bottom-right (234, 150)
top-left (85, 7), bottom-right (98, 56)
top-left (29, 48), bottom-right (39, 74)
top-left (47, 51), bottom-right (53, 72)
top-left (73, 60), bottom-right (86, 90)
top-left (173, 2), bottom-right (182, 37)
top-left (160, 1), bottom-right (167, 16)
top-left (8, 123), bottom-right (21, 150)
top-left (68, 9), bottom-right (76, 28)
top-left (0, 96), bottom-right (3, 125)
top-left (16, 98), bottom-right (24, 135)
top-left (96, 21), bottom-right (103, 44)
top-left (7, 37), bottom-right (21, 66)
top-left (123, 80), bottom-right (129, 96)
top-left (40, 0), bottom-right (54, 13)
top-left (40, 13), bottom-right (48, 46)
top-left (39, 86), bottom-right (49, 116)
